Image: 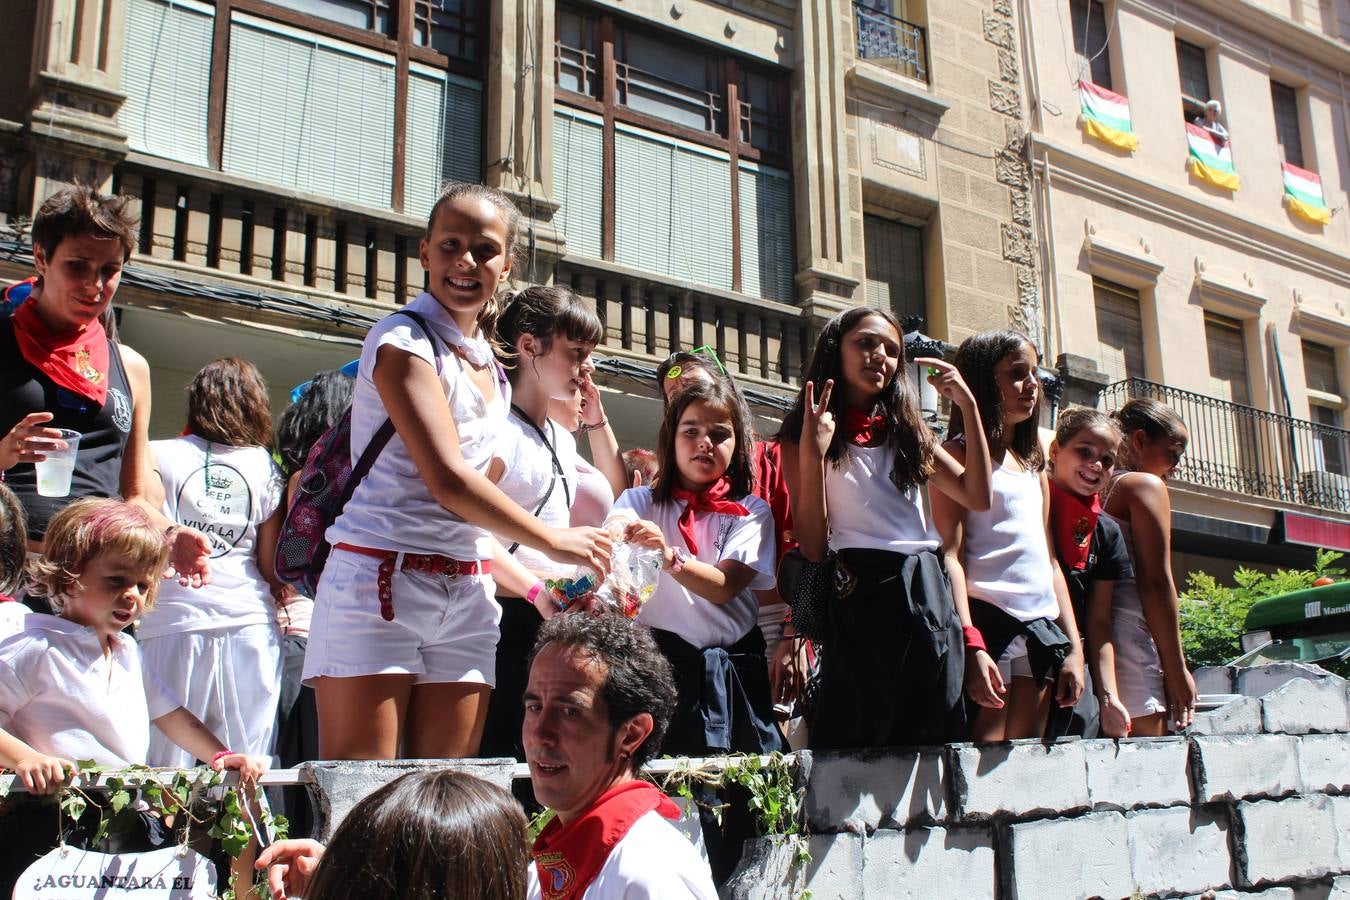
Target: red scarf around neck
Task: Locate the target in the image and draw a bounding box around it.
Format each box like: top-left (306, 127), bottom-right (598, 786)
top-left (532, 780), bottom-right (681, 900)
top-left (12, 290), bottom-right (109, 405)
top-left (1049, 480), bottom-right (1101, 572)
top-left (670, 476), bottom-right (749, 555)
top-left (842, 407), bottom-right (886, 447)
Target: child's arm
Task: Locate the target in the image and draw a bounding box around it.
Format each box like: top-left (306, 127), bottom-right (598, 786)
top-left (622, 519), bottom-right (759, 605)
top-left (1086, 579), bottom-right (1130, 738)
top-left (579, 376), bottom-right (629, 499)
top-left (374, 344), bottom-right (610, 572)
top-left (1117, 474), bottom-right (1196, 730)
top-left (931, 450), bottom-right (1004, 709)
top-left (255, 498), bottom-right (291, 603)
top-left (0, 727), bottom-right (73, 794)
top-left (1043, 474), bottom-right (1085, 708)
top-left (922, 359), bottom-right (993, 513)
top-left (151, 708), bottom-right (266, 782)
top-left (782, 380), bottom-right (832, 563)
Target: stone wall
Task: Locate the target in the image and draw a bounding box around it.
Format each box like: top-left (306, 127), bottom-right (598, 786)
top-left (723, 666), bottom-right (1350, 899)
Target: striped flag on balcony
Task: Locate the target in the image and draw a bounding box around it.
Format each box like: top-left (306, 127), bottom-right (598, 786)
top-left (1186, 123), bottom-right (1239, 191)
top-left (1078, 81), bottom-right (1139, 151)
top-left (1281, 162), bottom-right (1331, 226)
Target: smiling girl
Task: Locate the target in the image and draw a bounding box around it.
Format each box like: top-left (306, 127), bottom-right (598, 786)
top-left (302, 184), bottom-right (611, 761)
top-left (934, 330), bottom-right (1085, 742)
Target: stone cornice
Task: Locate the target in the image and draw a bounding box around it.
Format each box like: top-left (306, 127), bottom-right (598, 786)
top-left (1193, 257), bottom-right (1267, 320)
top-left (1083, 221), bottom-right (1165, 287)
top-left (845, 62), bottom-right (951, 121)
top-left (1031, 135), bottom-right (1350, 289)
top-left (1291, 294), bottom-right (1350, 346)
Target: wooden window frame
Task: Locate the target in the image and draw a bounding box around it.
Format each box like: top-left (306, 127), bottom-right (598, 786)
top-left (553, 3), bottom-right (791, 292)
top-left (1270, 80), bottom-right (1306, 170)
top-left (1175, 38), bottom-right (1212, 124)
top-left (203, 0), bottom-right (486, 213)
top-left (1069, 0), bottom-right (1112, 91)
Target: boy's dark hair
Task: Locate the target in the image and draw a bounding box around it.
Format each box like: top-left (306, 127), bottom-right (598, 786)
top-left (529, 612), bottom-right (677, 770)
top-left (274, 369), bottom-right (355, 475)
top-left (495, 285), bottom-right (603, 383)
top-left (424, 182), bottom-right (523, 343)
top-left (32, 184), bottom-right (138, 263)
top-left (653, 380), bottom-right (756, 503)
top-left (777, 306), bottom-right (936, 490)
top-left (949, 329), bottom-right (1045, 471)
top-left (1054, 406), bottom-right (1121, 448)
top-left (304, 770), bottom-right (528, 900)
top-left (186, 357), bottom-right (273, 448)
top-left (0, 483), bottom-right (28, 596)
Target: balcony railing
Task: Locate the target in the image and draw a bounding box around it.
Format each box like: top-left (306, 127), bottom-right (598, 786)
top-left (556, 256), bottom-right (810, 395)
top-left (1100, 379), bottom-right (1350, 515)
top-left (853, 3), bottom-right (928, 83)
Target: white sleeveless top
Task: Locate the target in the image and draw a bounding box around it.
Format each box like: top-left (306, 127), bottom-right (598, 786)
top-left (825, 443), bottom-right (939, 554)
top-left (963, 454), bottom-right (1059, 621)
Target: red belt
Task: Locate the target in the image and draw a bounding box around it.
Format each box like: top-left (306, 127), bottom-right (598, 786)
top-left (334, 543), bottom-right (492, 622)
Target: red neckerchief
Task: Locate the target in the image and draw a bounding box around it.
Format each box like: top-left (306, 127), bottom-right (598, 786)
top-left (842, 407), bottom-right (886, 446)
top-left (1049, 480), bottom-right (1100, 572)
top-left (12, 294), bottom-right (109, 405)
top-left (670, 477), bottom-right (749, 555)
top-left (532, 780), bottom-right (681, 900)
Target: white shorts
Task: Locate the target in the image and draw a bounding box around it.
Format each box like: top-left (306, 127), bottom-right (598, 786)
top-left (996, 634), bottom-right (1034, 683)
top-left (302, 547), bottom-right (501, 686)
top-left (141, 622), bottom-right (282, 768)
top-left (1112, 610), bottom-right (1167, 718)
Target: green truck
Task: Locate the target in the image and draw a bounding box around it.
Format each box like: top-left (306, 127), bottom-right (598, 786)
top-left (1235, 581), bottom-right (1350, 677)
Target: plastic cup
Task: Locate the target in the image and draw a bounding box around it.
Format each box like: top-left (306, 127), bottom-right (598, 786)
top-left (35, 429), bottom-right (81, 498)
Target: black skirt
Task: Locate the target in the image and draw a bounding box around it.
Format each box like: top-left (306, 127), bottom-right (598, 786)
top-left (807, 548), bottom-right (967, 750)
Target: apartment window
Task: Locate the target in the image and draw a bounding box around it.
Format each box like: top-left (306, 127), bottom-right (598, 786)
top-left (119, 0), bottom-right (484, 215)
top-left (1304, 341), bottom-right (1346, 475)
top-left (1093, 278), bottom-right (1145, 383)
top-left (1271, 81), bottom-right (1305, 168)
top-left (1070, 0), bottom-right (1112, 90)
top-left (1176, 39), bottom-right (1211, 123)
top-left (553, 5), bottom-right (794, 302)
top-left (864, 216), bottom-right (925, 324)
top-left (1204, 313), bottom-right (1251, 405)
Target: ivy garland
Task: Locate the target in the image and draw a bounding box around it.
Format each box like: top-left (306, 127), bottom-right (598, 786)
top-left (0, 761), bottom-right (287, 900)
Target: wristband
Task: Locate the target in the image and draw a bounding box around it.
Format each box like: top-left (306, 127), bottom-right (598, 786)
top-left (579, 418), bottom-right (608, 434)
top-left (526, 580), bottom-right (546, 606)
top-left (210, 750), bottom-right (234, 766)
top-left (667, 546), bottom-right (689, 573)
top-left (961, 625), bottom-right (987, 654)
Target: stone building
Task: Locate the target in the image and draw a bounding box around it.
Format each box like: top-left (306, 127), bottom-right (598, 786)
top-left (1020, 0), bottom-right (1350, 573)
top-left (0, 0), bottom-right (1038, 445)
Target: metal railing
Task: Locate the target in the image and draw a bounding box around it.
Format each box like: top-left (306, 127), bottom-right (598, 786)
top-left (853, 3), bottom-right (928, 83)
top-left (1099, 379), bottom-right (1350, 514)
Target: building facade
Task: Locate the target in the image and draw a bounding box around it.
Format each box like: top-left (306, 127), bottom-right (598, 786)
top-left (0, 0), bottom-right (1038, 445)
top-left (1021, 0), bottom-right (1350, 574)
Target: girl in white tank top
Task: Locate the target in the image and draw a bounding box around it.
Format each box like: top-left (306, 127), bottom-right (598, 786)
top-left (933, 331), bottom-right (1085, 742)
top-left (778, 308), bottom-right (993, 750)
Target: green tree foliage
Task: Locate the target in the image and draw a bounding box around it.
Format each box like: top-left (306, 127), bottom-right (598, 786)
top-left (1179, 549), bottom-right (1344, 668)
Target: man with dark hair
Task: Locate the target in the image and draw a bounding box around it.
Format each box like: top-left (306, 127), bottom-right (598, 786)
top-left (524, 612), bottom-right (715, 898)
top-left (257, 613), bottom-right (715, 899)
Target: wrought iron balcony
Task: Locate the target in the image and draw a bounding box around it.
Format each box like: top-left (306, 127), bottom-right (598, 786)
top-left (1100, 379), bottom-right (1350, 515)
top-left (853, 3), bottom-right (929, 83)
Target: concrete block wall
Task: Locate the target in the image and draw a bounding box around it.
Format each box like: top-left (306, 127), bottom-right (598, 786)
top-left (722, 668), bottom-right (1350, 899)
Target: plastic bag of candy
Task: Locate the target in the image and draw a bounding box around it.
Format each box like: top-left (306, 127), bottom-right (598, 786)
top-left (595, 540), bottom-right (664, 619)
top-left (543, 571), bottom-right (600, 611)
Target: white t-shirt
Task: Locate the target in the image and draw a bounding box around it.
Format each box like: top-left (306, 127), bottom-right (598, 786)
top-left (571, 459), bottom-right (614, 528)
top-left (608, 487), bottom-right (774, 648)
top-left (825, 443), bottom-right (940, 554)
top-left (962, 455), bottom-right (1059, 622)
top-left (328, 293), bottom-right (510, 559)
top-left (526, 810), bottom-right (717, 900)
top-left (139, 437), bottom-right (285, 638)
top-left (492, 413), bottom-right (579, 581)
top-left (0, 615), bottom-right (180, 767)
top-left (0, 599), bottom-right (29, 641)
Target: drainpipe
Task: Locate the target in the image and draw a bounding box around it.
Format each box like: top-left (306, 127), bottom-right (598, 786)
top-left (1267, 322), bottom-right (1300, 483)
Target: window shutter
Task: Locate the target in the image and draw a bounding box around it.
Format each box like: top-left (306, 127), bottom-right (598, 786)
top-left (740, 162), bottom-right (794, 302)
top-left (405, 66), bottom-right (483, 220)
top-left (673, 144), bottom-right (732, 290)
top-left (1093, 278), bottom-right (1145, 383)
top-left (864, 214), bottom-right (924, 322)
top-left (1270, 82), bottom-right (1304, 169)
top-left (1204, 313), bottom-right (1251, 405)
top-left (614, 125), bottom-right (674, 275)
top-left (1303, 342), bottom-right (1340, 396)
top-left (119, 0), bottom-right (214, 166)
top-left (224, 14), bottom-right (395, 208)
top-left (552, 107), bottom-right (604, 259)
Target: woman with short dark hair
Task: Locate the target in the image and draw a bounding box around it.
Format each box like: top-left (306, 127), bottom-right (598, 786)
top-left (138, 357), bottom-right (288, 769)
